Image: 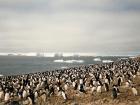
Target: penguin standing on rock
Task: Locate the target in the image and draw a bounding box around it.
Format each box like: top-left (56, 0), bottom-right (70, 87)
top-left (78, 78), bottom-right (85, 93)
top-left (34, 90), bottom-right (39, 104)
top-left (131, 86), bottom-right (138, 96)
top-left (96, 85), bottom-right (102, 93)
top-left (104, 83), bottom-right (109, 92)
top-left (22, 89), bottom-right (27, 99)
top-left (17, 89), bottom-right (22, 100)
top-left (48, 84), bottom-right (54, 97)
top-left (34, 90), bottom-right (38, 99)
top-left (61, 90), bottom-right (67, 102)
top-left (112, 85), bottom-right (117, 99)
top-left (117, 76), bottom-right (122, 86)
top-left (79, 84), bottom-right (85, 93)
top-left (4, 89), bottom-right (11, 103)
top-left (91, 85), bottom-right (96, 94)
top-left (28, 89), bottom-right (35, 105)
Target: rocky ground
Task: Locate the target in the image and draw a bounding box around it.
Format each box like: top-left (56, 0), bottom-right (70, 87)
top-left (46, 76), bottom-right (140, 105)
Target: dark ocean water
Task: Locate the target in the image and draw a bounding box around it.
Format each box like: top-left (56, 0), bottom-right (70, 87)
top-left (0, 56), bottom-right (130, 76)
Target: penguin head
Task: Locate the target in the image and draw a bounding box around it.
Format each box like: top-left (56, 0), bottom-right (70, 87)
top-left (131, 85), bottom-right (135, 88)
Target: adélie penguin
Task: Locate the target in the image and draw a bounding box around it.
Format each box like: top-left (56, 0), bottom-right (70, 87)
top-left (131, 86), bottom-right (138, 96)
top-left (104, 83), bottom-right (109, 92)
top-left (61, 90), bottom-right (67, 102)
top-left (0, 87), bottom-right (4, 101)
top-left (4, 89), bottom-right (10, 103)
top-left (96, 85), bottom-right (102, 93)
top-left (112, 85), bottom-right (117, 99)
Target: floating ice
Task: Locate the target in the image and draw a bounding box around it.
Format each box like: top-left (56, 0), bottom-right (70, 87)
top-left (54, 59), bottom-right (84, 63)
top-left (102, 60), bottom-right (113, 63)
top-left (0, 74), bottom-right (3, 77)
top-left (93, 58), bottom-right (101, 61)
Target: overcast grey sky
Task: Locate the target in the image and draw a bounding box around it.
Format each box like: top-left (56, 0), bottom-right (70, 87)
top-left (0, 0), bottom-right (140, 55)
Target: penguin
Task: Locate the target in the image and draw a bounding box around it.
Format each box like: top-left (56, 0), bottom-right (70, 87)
top-left (22, 89), bottom-right (27, 99)
top-left (105, 74), bottom-right (111, 84)
top-left (0, 87), bottom-right (4, 101)
top-left (48, 85), bottom-right (54, 97)
top-left (64, 83), bottom-right (68, 91)
top-left (34, 90), bottom-right (38, 98)
top-left (131, 86), bottom-right (138, 96)
top-left (79, 84), bottom-right (85, 93)
top-left (36, 83), bottom-right (40, 90)
top-left (61, 90), bottom-right (67, 102)
top-left (89, 79), bottom-right (93, 87)
top-left (73, 81), bottom-right (78, 90)
top-left (4, 90), bottom-right (10, 103)
top-left (117, 77), bottom-right (121, 86)
top-left (28, 89), bottom-right (35, 104)
top-left (34, 90), bottom-right (39, 104)
top-left (40, 81), bottom-right (45, 88)
top-left (17, 89), bottom-right (22, 100)
top-left (104, 83), bottom-right (109, 92)
top-left (91, 85), bottom-right (96, 94)
top-left (115, 85), bottom-right (120, 94)
top-left (84, 80), bottom-right (90, 90)
top-left (56, 85), bottom-right (61, 92)
top-left (96, 85), bottom-right (102, 93)
top-left (112, 85), bottom-right (117, 99)
top-left (93, 80), bottom-right (97, 86)
top-left (99, 74), bottom-right (103, 79)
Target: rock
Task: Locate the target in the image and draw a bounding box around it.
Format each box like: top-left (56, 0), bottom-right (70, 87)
top-left (103, 98), bottom-right (109, 103)
top-left (9, 101), bottom-right (21, 105)
top-left (134, 101), bottom-right (139, 105)
top-left (118, 102), bottom-right (126, 105)
top-left (115, 100), bottom-right (120, 104)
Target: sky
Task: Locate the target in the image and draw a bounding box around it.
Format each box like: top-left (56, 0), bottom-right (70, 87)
top-left (0, 0), bottom-right (140, 55)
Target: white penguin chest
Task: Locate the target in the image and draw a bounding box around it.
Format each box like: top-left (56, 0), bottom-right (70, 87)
top-left (5, 93), bottom-right (10, 101)
top-left (97, 86), bottom-right (102, 93)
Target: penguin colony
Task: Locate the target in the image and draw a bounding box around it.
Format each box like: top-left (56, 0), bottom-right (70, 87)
top-left (0, 58), bottom-right (140, 105)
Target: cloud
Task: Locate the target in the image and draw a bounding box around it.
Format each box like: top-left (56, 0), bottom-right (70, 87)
top-left (0, 0), bottom-right (140, 13)
top-left (0, 0), bottom-right (140, 54)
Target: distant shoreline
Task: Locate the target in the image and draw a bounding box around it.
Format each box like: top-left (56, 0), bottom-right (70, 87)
top-left (0, 55), bottom-right (136, 77)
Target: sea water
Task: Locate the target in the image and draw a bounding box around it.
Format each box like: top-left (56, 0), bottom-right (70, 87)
top-left (0, 56), bottom-right (130, 76)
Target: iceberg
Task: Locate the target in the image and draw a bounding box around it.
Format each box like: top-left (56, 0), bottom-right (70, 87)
top-left (54, 59), bottom-right (84, 63)
top-left (93, 58), bottom-right (101, 61)
top-left (102, 60), bottom-right (113, 63)
top-left (0, 74), bottom-right (3, 77)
